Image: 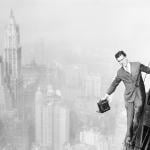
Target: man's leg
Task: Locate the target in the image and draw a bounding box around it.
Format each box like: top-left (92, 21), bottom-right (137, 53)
top-left (125, 102), bottom-right (134, 144)
top-left (133, 88), bottom-right (145, 135)
top-left (132, 99), bottom-right (143, 139)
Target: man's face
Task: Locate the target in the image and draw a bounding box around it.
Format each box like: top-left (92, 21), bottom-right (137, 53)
top-left (116, 55), bottom-right (128, 67)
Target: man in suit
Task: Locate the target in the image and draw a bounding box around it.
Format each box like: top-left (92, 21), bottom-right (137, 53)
top-left (104, 51), bottom-right (150, 146)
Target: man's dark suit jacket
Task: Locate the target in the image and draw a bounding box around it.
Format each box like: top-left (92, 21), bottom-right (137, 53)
top-left (107, 62), bottom-right (150, 103)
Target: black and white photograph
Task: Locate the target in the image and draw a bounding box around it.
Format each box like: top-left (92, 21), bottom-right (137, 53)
top-left (0, 0), bottom-right (150, 150)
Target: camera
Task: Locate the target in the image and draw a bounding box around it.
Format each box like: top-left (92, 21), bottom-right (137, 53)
top-left (97, 98), bottom-right (110, 113)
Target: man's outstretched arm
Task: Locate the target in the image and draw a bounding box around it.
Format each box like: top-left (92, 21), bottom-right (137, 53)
top-left (107, 75), bottom-right (121, 95)
top-left (103, 75), bottom-right (121, 102)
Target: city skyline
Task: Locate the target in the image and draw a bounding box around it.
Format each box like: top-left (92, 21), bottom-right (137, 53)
top-left (0, 1), bottom-right (150, 150)
top-left (0, 1), bottom-right (150, 65)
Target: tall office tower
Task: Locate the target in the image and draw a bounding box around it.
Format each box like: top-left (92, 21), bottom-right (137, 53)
top-left (3, 10), bottom-right (22, 108)
top-left (35, 86), bottom-right (54, 148)
top-left (35, 87), bottom-right (43, 145)
top-left (35, 86), bottom-right (70, 150)
top-left (53, 105), bottom-right (70, 150)
top-left (42, 103), bottom-right (53, 148)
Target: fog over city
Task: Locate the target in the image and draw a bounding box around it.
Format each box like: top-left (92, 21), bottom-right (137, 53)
top-left (0, 0), bottom-right (150, 150)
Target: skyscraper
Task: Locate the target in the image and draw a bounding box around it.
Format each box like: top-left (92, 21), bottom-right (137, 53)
top-left (53, 104), bottom-right (70, 150)
top-left (35, 85), bottom-right (70, 150)
top-left (3, 10), bottom-right (22, 108)
top-left (35, 87), bottom-right (43, 146)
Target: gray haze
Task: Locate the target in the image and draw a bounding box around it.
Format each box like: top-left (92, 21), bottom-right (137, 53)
top-left (0, 0), bottom-right (150, 64)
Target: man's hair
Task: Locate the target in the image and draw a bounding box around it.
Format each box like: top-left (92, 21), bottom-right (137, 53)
top-left (115, 50), bottom-right (127, 59)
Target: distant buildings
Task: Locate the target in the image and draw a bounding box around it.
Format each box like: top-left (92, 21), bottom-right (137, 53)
top-left (35, 85), bottom-right (70, 150)
top-left (63, 64), bottom-right (101, 99)
top-left (64, 65), bottom-right (87, 89)
top-left (80, 128), bottom-right (99, 146)
top-left (82, 74), bottom-right (101, 99)
top-left (0, 58), bottom-right (5, 114)
top-left (0, 9), bottom-right (121, 150)
top-left (79, 128), bottom-right (111, 150)
top-left (3, 10), bottom-right (22, 110)
top-left (0, 10), bottom-right (29, 150)
top-left (71, 143), bottom-right (96, 150)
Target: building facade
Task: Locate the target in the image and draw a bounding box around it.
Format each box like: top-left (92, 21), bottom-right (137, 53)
top-left (35, 85), bottom-right (70, 150)
top-left (3, 10), bottom-right (22, 109)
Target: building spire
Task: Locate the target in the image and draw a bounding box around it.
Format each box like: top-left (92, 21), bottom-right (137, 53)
top-left (10, 9), bottom-right (14, 18)
top-left (9, 9), bottom-right (16, 25)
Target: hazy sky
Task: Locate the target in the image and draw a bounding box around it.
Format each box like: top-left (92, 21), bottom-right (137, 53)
top-left (0, 0), bottom-right (150, 64)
